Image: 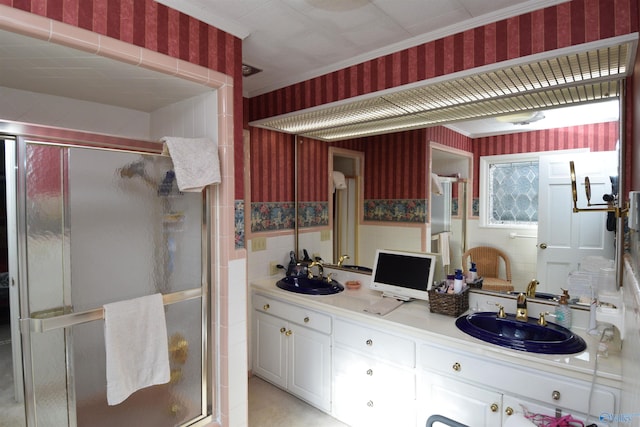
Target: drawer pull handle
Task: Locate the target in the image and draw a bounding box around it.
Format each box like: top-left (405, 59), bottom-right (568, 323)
top-left (263, 304), bottom-right (270, 311)
top-left (491, 403), bottom-right (498, 412)
top-left (366, 369), bottom-right (373, 376)
top-left (285, 330), bottom-right (293, 337)
top-left (304, 317), bottom-right (310, 323)
top-left (505, 407), bottom-right (514, 416)
top-left (552, 390), bottom-right (561, 400)
top-left (366, 339), bottom-right (373, 346)
top-left (452, 362), bottom-right (461, 372)
top-left (280, 327), bottom-right (286, 334)
top-left (367, 400), bottom-right (374, 408)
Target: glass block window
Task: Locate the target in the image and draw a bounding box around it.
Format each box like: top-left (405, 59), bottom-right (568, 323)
top-left (488, 161), bottom-right (539, 225)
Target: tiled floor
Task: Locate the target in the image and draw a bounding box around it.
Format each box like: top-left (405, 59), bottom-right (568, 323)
top-left (248, 376), bottom-right (348, 427)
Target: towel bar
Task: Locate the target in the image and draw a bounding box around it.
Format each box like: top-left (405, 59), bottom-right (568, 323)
top-left (24, 288), bottom-right (202, 333)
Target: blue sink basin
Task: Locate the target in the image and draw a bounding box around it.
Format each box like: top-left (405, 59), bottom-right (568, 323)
top-left (455, 312), bottom-right (586, 354)
top-left (276, 276), bottom-right (345, 295)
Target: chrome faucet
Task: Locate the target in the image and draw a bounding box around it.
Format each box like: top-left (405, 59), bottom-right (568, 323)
top-left (516, 293), bottom-right (528, 321)
top-left (526, 279), bottom-right (539, 298)
top-left (308, 261), bottom-right (324, 279)
top-left (337, 254), bottom-right (350, 267)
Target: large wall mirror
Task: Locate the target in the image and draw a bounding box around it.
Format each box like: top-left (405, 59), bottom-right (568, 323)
top-left (291, 96), bottom-right (624, 300)
top-left (248, 34), bottom-right (635, 302)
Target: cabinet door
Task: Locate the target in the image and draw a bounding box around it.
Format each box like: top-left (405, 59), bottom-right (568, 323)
top-left (253, 311), bottom-right (287, 388)
top-left (419, 373), bottom-right (502, 427)
top-left (288, 324), bottom-right (331, 412)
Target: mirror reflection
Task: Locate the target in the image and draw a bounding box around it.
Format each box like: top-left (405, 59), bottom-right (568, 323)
top-left (289, 98), bottom-right (621, 301)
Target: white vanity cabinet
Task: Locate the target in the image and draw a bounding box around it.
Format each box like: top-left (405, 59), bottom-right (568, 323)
top-left (252, 293), bottom-right (332, 412)
top-left (417, 342), bottom-right (619, 426)
top-left (332, 318), bottom-right (417, 427)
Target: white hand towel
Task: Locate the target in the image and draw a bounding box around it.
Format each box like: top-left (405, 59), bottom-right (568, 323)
top-left (438, 231), bottom-right (451, 267)
top-left (431, 173), bottom-right (443, 195)
top-left (104, 293), bottom-right (170, 406)
top-left (161, 136), bottom-right (221, 192)
top-left (333, 171), bottom-right (347, 191)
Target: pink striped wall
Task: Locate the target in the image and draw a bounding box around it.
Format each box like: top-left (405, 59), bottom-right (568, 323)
top-left (472, 121), bottom-right (619, 197)
top-left (246, 0), bottom-right (636, 206)
top-left (249, 126), bottom-right (472, 203)
top-left (3, 0), bottom-right (245, 197)
top-left (247, 0), bottom-right (638, 122)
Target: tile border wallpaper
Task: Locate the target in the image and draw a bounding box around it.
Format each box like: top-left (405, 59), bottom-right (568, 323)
top-left (363, 199), bottom-right (427, 223)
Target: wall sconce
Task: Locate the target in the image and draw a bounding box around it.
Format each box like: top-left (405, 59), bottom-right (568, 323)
top-left (569, 161), bottom-right (627, 218)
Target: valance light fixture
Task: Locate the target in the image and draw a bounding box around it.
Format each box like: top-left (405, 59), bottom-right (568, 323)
top-left (250, 34), bottom-right (637, 141)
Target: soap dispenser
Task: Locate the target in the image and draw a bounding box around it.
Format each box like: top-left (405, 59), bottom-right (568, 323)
top-left (555, 288), bottom-right (572, 329)
top-left (469, 262), bottom-right (478, 282)
top-left (453, 269), bottom-right (464, 293)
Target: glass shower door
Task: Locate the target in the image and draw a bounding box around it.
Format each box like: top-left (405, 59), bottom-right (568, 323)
top-left (17, 139), bottom-right (211, 427)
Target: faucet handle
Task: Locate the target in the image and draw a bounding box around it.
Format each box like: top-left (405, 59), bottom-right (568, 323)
top-left (495, 304), bottom-right (506, 318)
top-left (538, 311), bottom-right (550, 326)
top-left (325, 273), bottom-right (333, 283)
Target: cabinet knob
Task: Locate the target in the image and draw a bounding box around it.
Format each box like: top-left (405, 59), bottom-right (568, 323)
top-left (505, 407), bottom-right (514, 416)
top-left (285, 330), bottom-right (293, 337)
top-left (490, 403), bottom-right (499, 412)
top-left (452, 362), bottom-right (461, 372)
top-left (367, 400), bottom-right (374, 408)
top-left (552, 390), bottom-right (561, 400)
top-left (304, 316), bottom-right (310, 323)
top-left (366, 339), bottom-right (373, 346)
top-left (366, 369), bottom-right (373, 376)
top-left (263, 304), bottom-right (270, 311)
top-left (280, 327), bottom-right (286, 334)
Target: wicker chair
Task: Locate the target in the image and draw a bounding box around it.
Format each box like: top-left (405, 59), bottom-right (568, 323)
top-left (462, 246), bottom-right (514, 292)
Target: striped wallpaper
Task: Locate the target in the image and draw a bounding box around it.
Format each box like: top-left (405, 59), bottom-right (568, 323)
top-left (250, 125), bottom-right (473, 203)
top-left (3, 0), bottom-right (245, 196)
top-left (471, 121), bottom-right (620, 197)
top-left (249, 120), bottom-right (619, 227)
top-left (246, 0), bottom-right (636, 218)
top-left (247, 0), bottom-right (638, 123)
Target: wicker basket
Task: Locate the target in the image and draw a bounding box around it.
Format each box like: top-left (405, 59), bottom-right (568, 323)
top-left (428, 286), bottom-right (469, 316)
top-left (467, 277), bottom-right (484, 289)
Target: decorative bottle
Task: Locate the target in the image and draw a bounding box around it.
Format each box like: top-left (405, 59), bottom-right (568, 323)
top-left (555, 288), bottom-right (572, 329)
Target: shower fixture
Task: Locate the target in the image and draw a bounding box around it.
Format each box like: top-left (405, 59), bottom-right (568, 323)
top-left (119, 160), bottom-right (147, 179)
top-left (119, 159), bottom-right (157, 191)
top-left (158, 171), bottom-right (178, 197)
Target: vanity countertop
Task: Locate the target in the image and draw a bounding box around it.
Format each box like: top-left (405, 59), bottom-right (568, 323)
top-left (251, 276), bottom-right (622, 388)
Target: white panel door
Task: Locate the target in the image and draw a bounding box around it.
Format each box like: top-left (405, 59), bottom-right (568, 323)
top-left (537, 152), bottom-right (617, 293)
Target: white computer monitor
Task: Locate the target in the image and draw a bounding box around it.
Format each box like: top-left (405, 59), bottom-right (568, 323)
top-left (369, 249), bottom-right (437, 301)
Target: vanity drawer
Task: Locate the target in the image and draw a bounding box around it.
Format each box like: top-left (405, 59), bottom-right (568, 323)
top-left (334, 318), bottom-right (415, 367)
top-left (334, 347), bottom-right (415, 400)
top-left (252, 293), bottom-right (331, 334)
top-left (418, 343), bottom-right (616, 417)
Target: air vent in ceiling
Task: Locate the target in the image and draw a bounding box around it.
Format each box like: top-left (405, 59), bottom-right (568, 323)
top-left (242, 63), bottom-right (262, 77)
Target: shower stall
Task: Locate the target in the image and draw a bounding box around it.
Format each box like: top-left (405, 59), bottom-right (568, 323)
top-left (3, 130), bottom-right (214, 426)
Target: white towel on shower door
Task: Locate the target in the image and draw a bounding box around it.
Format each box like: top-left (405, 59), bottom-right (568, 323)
top-left (161, 136), bottom-right (221, 192)
top-left (103, 293), bottom-right (170, 405)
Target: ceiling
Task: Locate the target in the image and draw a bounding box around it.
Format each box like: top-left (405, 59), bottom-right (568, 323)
top-left (0, 0), bottom-right (634, 139)
top-left (156, 0), bottom-right (570, 98)
top-left (0, 29), bottom-right (210, 113)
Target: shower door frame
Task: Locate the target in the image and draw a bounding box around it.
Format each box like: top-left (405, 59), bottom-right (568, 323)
top-left (3, 121), bottom-right (215, 427)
